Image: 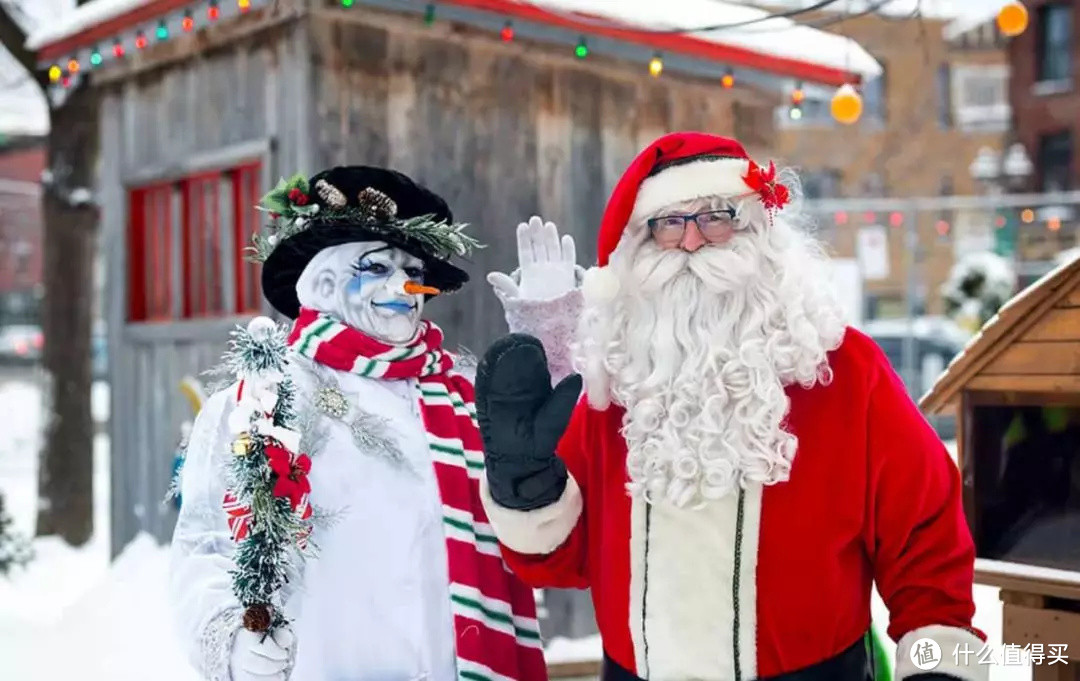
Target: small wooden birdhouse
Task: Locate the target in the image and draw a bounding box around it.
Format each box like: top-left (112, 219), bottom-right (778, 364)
top-left (921, 257), bottom-right (1080, 674)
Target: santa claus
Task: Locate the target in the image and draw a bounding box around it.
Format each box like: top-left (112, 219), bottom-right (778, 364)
top-left (475, 132), bottom-right (986, 681)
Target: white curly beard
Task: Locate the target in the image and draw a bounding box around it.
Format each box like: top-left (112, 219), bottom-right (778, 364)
top-left (573, 201), bottom-right (847, 508)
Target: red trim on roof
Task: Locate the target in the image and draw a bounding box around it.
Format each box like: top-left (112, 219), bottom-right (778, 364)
top-left (450, 0), bottom-right (861, 85)
top-left (36, 0), bottom-right (862, 85)
top-left (38, 0), bottom-right (196, 61)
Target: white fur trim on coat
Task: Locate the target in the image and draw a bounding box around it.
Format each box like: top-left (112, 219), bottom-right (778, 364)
top-left (895, 625), bottom-right (990, 681)
top-left (479, 474), bottom-right (583, 555)
top-left (631, 157), bottom-right (751, 223)
top-left (628, 485), bottom-right (763, 679)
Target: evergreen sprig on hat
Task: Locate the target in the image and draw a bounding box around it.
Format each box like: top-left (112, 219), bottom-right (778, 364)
top-left (248, 173), bottom-right (481, 265)
top-left (253, 166), bottom-right (480, 319)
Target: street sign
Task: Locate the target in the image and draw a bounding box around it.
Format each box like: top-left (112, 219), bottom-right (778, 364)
top-left (856, 225), bottom-right (890, 280)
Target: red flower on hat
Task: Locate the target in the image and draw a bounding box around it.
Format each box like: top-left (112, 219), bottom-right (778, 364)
top-left (266, 442), bottom-right (312, 510)
top-left (743, 160), bottom-right (790, 212)
top-left (287, 188), bottom-right (309, 206)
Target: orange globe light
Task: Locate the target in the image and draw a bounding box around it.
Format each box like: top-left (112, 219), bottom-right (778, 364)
top-left (830, 83), bottom-right (863, 125)
top-left (996, 2), bottom-right (1028, 37)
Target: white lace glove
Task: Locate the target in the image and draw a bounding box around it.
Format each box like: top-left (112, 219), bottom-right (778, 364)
top-left (229, 627), bottom-right (295, 681)
top-left (487, 216), bottom-right (581, 302)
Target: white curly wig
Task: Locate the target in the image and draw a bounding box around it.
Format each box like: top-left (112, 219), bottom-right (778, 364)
top-left (571, 171), bottom-right (848, 508)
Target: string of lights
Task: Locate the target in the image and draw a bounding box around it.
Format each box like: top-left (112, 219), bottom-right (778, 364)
top-left (512, 0), bottom-right (845, 35)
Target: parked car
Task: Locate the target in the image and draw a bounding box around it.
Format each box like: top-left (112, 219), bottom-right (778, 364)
top-left (859, 316), bottom-right (969, 441)
top-left (0, 324), bottom-right (44, 365)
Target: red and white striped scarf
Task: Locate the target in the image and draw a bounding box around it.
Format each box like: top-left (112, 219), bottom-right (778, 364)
top-left (286, 307), bottom-right (549, 681)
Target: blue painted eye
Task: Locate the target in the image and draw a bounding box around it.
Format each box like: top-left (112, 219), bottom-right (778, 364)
top-left (357, 261), bottom-right (389, 276)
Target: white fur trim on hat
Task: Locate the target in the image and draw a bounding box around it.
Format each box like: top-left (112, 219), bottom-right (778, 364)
top-left (631, 157), bottom-right (751, 223)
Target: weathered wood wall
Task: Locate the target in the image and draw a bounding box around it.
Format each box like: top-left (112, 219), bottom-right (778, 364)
top-left (98, 20), bottom-right (312, 555)
top-left (309, 8), bottom-right (772, 353)
top-left (96, 3), bottom-right (777, 562)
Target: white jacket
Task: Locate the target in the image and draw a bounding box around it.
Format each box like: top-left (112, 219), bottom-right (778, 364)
top-left (169, 290), bottom-right (581, 681)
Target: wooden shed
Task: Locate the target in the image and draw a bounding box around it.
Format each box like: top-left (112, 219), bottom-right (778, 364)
top-left (921, 257), bottom-right (1080, 677)
top-left (29, 0), bottom-right (880, 556)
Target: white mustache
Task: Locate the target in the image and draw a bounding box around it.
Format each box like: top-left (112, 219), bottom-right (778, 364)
top-left (633, 243), bottom-right (757, 294)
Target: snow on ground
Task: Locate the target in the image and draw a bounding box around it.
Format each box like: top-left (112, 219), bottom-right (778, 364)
top-left (0, 378), bottom-right (1036, 680)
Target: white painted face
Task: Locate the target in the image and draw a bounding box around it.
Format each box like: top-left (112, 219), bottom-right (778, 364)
top-left (295, 240), bottom-right (427, 344)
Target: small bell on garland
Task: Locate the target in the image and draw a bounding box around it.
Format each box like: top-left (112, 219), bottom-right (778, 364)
top-left (243, 604), bottom-right (273, 633)
top-left (232, 433), bottom-right (252, 456)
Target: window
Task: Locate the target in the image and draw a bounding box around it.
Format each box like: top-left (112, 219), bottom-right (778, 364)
top-left (862, 173), bottom-right (886, 197)
top-left (128, 183), bottom-right (175, 321)
top-left (950, 65), bottom-right (1010, 131)
top-left (12, 240), bottom-right (31, 279)
top-left (232, 164), bottom-right (263, 315)
top-left (1037, 131), bottom-right (1073, 191)
top-left (1037, 3), bottom-right (1073, 84)
top-left (181, 173), bottom-right (225, 318)
top-left (800, 168), bottom-right (842, 199)
top-left (127, 161), bottom-right (264, 323)
top-left (936, 64), bottom-right (952, 128)
top-left (862, 61), bottom-right (887, 123)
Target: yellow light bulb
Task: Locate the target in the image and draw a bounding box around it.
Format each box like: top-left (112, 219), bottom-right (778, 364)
top-left (649, 56), bottom-right (663, 77)
top-left (830, 83), bottom-right (863, 125)
top-left (48, 65), bottom-right (62, 82)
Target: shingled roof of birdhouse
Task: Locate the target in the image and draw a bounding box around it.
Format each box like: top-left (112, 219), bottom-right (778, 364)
top-left (920, 254), bottom-right (1080, 414)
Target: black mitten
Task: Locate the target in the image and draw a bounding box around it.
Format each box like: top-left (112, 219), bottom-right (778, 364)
top-left (475, 333), bottom-right (582, 511)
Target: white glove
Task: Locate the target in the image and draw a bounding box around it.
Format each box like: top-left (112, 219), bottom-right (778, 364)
top-left (487, 216), bottom-right (580, 302)
top-left (229, 626), bottom-right (295, 681)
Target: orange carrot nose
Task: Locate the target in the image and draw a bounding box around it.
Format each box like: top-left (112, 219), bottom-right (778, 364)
top-left (404, 281), bottom-right (440, 296)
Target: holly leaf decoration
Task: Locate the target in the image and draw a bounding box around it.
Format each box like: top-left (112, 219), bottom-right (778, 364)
top-left (259, 193), bottom-right (289, 215)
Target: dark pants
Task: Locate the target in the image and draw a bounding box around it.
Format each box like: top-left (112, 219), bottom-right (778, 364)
top-left (601, 635), bottom-right (873, 681)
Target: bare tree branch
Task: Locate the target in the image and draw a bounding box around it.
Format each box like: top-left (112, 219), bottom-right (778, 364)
top-left (0, 1), bottom-right (46, 93)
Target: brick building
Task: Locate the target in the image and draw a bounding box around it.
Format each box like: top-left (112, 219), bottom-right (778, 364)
top-left (1009, 0), bottom-right (1078, 192)
top-left (1004, 0), bottom-right (1080, 267)
top-left (0, 137), bottom-right (45, 325)
top-left (757, 5), bottom-right (1010, 318)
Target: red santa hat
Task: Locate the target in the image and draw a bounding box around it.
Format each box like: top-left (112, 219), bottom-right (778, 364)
top-left (581, 131), bottom-right (789, 304)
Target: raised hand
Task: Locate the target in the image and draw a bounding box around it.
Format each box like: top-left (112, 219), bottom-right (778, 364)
top-left (475, 334), bottom-right (582, 510)
top-left (487, 216), bottom-right (579, 302)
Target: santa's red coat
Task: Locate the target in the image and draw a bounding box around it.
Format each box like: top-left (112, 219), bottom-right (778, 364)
top-left (482, 329), bottom-right (987, 681)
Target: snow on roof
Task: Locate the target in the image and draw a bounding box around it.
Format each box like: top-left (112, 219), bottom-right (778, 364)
top-left (518, 0), bottom-right (882, 79)
top-left (943, 9), bottom-right (999, 40)
top-left (25, 0), bottom-right (144, 50)
top-left (28, 0), bottom-right (882, 81)
top-left (755, 0), bottom-right (962, 20)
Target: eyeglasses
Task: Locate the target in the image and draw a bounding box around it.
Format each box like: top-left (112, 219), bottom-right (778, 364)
top-left (647, 209), bottom-right (738, 248)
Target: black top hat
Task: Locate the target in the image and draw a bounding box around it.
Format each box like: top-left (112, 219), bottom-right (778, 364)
top-left (255, 166), bottom-right (479, 319)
